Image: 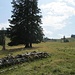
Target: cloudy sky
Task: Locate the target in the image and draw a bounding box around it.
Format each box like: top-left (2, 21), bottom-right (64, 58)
top-left (0, 0), bottom-right (75, 39)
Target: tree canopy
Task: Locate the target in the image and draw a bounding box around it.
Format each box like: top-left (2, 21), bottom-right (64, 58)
top-left (7, 0), bottom-right (44, 48)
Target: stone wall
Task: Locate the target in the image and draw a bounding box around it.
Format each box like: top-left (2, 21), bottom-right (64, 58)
top-left (0, 51), bottom-right (49, 68)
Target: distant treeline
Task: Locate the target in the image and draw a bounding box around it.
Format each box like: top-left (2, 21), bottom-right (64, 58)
top-left (0, 30), bottom-right (7, 35)
top-left (43, 37), bottom-right (57, 42)
top-left (71, 34), bottom-right (75, 38)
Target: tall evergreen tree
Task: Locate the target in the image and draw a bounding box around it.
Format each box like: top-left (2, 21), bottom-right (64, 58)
top-left (8, 0), bottom-right (44, 48)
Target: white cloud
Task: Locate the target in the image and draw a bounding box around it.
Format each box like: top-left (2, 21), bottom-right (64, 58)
top-left (58, 34), bottom-right (64, 38)
top-left (43, 28), bottom-right (53, 38)
top-left (58, 34), bottom-right (70, 38)
top-left (40, 1), bottom-right (75, 30)
top-left (58, 0), bottom-right (75, 6)
top-left (67, 0), bottom-right (75, 6)
top-left (0, 21), bottom-right (9, 30)
top-left (42, 15), bottom-right (67, 29)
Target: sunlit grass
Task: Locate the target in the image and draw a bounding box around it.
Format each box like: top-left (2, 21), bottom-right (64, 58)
top-left (0, 41), bottom-right (75, 75)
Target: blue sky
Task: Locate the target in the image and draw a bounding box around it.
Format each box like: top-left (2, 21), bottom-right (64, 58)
top-left (0, 0), bottom-right (75, 39)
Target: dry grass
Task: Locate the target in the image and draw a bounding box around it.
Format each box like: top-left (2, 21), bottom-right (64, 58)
top-left (0, 41), bottom-right (75, 75)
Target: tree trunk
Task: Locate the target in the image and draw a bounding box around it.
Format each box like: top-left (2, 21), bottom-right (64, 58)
top-left (2, 44), bottom-right (5, 50)
top-left (2, 35), bottom-right (6, 50)
top-left (30, 43), bottom-right (32, 48)
top-left (25, 43), bottom-right (30, 48)
top-left (25, 43), bottom-right (32, 48)
top-left (2, 37), bottom-right (6, 50)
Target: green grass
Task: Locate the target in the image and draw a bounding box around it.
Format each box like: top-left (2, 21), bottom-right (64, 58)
top-left (0, 42), bottom-right (75, 75)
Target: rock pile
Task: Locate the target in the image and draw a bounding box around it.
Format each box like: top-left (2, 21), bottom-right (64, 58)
top-left (0, 51), bottom-right (49, 68)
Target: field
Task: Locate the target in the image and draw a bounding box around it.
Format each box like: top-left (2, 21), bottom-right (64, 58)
top-left (0, 41), bottom-right (75, 75)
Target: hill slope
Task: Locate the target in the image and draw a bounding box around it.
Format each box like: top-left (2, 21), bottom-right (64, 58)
top-left (0, 42), bottom-right (75, 75)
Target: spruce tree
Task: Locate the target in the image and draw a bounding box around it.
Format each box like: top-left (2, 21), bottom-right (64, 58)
top-left (8, 0), bottom-right (44, 48)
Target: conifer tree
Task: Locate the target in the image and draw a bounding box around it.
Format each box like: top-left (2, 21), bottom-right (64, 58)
top-left (8, 0), bottom-right (44, 48)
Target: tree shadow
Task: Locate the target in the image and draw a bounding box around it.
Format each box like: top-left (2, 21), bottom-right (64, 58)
top-left (5, 46), bottom-right (40, 52)
top-left (0, 46), bottom-right (41, 57)
top-left (0, 46), bottom-right (42, 58)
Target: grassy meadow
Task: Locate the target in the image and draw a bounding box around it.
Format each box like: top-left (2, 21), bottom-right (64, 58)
top-left (0, 40), bottom-right (75, 75)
